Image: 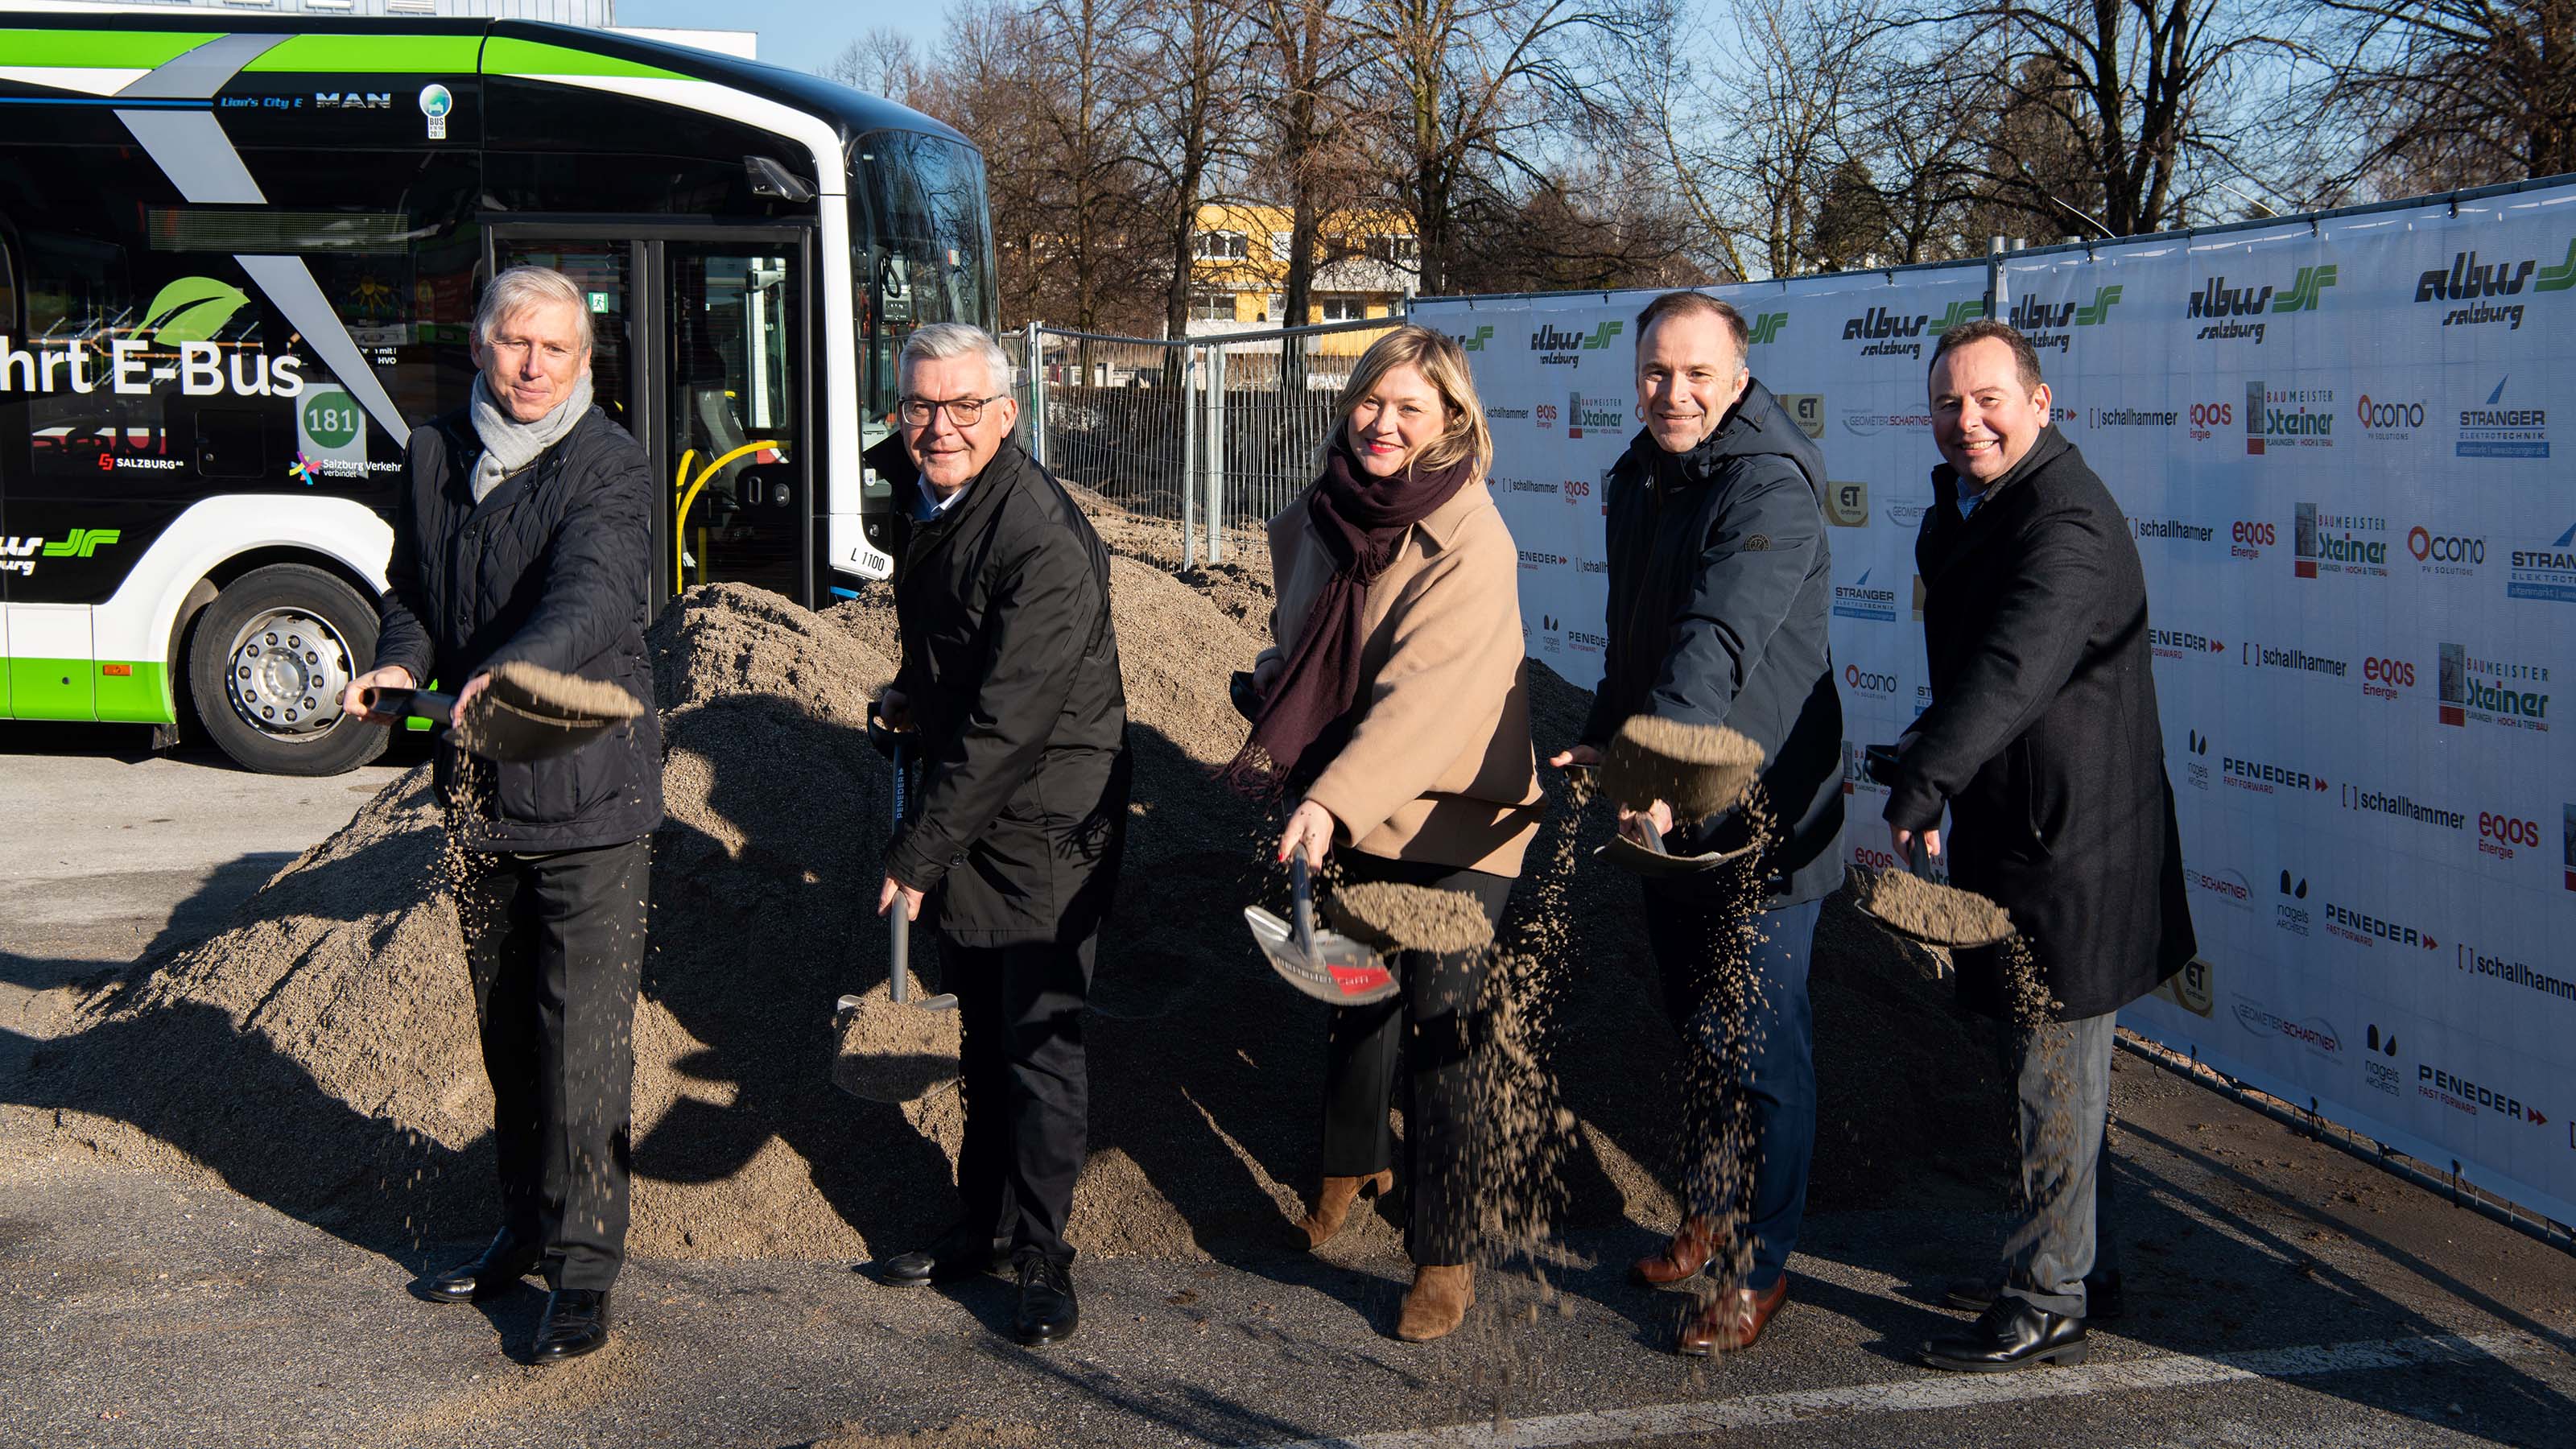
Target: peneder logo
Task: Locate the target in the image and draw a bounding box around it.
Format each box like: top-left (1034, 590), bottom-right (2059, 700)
top-left (2231, 995), bottom-right (2344, 1063)
top-left (2458, 375), bottom-right (2550, 458)
top-left (2246, 381), bottom-right (2334, 454)
top-left (2437, 642), bottom-right (2549, 733)
top-left (2187, 864), bottom-right (2252, 910)
top-left (2275, 869), bottom-right (2311, 936)
top-left (2187, 263), bottom-right (2334, 344)
top-left (1832, 568), bottom-right (1899, 622)
top-left (1566, 627), bottom-right (1608, 652)
top-left (1843, 663), bottom-right (1898, 699)
top-left (2223, 753), bottom-right (2330, 795)
top-left (2229, 518), bottom-right (2275, 559)
top-left (2292, 501), bottom-right (2388, 580)
top-left (2324, 900), bottom-right (2438, 951)
top-left (2479, 810), bottom-right (2541, 861)
top-left (1456, 324), bottom-right (1495, 353)
top-left (2415, 238), bottom-right (2576, 331)
top-left (1748, 312), bottom-right (1788, 346)
top-left (2355, 393), bottom-right (2429, 441)
top-left (2419, 1063), bottom-right (2547, 1123)
top-left (2186, 399), bottom-right (2234, 440)
top-left (2458, 940), bottom-right (2576, 1008)
top-left (2406, 525), bottom-right (2485, 576)
top-left (2507, 521), bottom-right (2576, 605)
top-left (2182, 728), bottom-right (2211, 791)
top-left (1823, 479), bottom-right (1869, 527)
top-left (1839, 299), bottom-right (1983, 361)
top-left (2149, 625), bottom-right (2227, 662)
top-left (1515, 549), bottom-right (1568, 570)
top-left (1566, 391), bottom-right (1625, 440)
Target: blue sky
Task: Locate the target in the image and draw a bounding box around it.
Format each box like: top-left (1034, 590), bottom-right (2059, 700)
top-left (618, 0), bottom-right (948, 72)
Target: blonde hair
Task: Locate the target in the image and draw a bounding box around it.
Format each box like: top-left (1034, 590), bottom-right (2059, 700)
top-left (1322, 325), bottom-right (1493, 481)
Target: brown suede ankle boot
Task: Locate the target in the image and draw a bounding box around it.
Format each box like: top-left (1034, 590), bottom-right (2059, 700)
top-left (1296, 1170), bottom-right (1393, 1249)
top-left (1395, 1264), bottom-right (1474, 1342)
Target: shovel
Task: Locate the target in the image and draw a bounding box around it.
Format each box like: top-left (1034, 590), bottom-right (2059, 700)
top-left (1243, 846), bottom-right (1399, 1006)
top-left (1849, 744), bottom-right (2016, 952)
top-left (360, 685), bottom-right (621, 763)
top-left (838, 703), bottom-right (958, 1015)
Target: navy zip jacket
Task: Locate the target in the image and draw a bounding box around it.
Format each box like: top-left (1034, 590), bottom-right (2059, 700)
top-left (1580, 378), bottom-right (1844, 908)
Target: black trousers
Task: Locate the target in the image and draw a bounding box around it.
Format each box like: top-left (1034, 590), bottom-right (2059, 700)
top-left (1318, 852), bottom-right (1513, 1266)
top-left (454, 838), bottom-right (650, 1294)
top-left (945, 932), bottom-right (1096, 1264)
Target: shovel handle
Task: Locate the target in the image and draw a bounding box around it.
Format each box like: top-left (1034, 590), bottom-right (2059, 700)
top-left (1908, 834), bottom-right (1932, 877)
top-left (361, 686), bottom-right (454, 728)
top-left (889, 737), bottom-right (913, 1005)
top-left (1290, 845), bottom-right (1318, 960)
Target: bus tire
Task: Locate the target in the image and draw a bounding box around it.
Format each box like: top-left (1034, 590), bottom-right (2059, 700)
top-left (188, 563), bottom-right (390, 777)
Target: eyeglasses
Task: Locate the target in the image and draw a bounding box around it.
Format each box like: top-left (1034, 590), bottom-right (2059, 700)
top-left (898, 394), bottom-right (1005, 427)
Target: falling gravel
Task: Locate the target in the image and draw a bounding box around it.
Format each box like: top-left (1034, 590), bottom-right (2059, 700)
top-left (1602, 715), bottom-right (1765, 822)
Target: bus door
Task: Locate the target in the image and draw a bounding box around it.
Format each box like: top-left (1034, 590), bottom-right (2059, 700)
top-left (489, 227), bottom-right (813, 606)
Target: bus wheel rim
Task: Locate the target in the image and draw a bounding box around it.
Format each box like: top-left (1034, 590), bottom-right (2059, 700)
top-left (225, 608), bottom-right (354, 738)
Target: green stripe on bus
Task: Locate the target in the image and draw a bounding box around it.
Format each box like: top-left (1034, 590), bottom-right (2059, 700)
top-left (481, 37), bottom-right (687, 81)
top-left (0, 29), bottom-right (225, 68)
top-left (242, 35), bottom-right (486, 73)
top-left (97, 661), bottom-right (175, 724)
top-left (7, 658), bottom-right (94, 721)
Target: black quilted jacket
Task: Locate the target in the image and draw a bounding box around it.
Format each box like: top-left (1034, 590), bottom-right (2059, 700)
top-left (372, 407), bottom-right (665, 852)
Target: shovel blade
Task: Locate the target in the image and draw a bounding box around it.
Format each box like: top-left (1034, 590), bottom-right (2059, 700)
top-left (1245, 906), bottom-right (1399, 1005)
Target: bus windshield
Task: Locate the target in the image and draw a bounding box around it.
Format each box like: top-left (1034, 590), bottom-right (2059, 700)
top-left (852, 130), bottom-right (996, 444)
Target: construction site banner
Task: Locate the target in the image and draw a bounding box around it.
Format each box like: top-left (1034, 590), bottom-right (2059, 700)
top-left (1412, 179), bottom-right (2576, 1229)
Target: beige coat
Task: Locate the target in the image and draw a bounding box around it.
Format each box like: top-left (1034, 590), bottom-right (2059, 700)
top-left (1255, 479), bottom-right (1543, 877)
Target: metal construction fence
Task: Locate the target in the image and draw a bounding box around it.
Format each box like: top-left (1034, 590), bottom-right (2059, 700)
top-left (1001, 316), bottom-right (1397, 565)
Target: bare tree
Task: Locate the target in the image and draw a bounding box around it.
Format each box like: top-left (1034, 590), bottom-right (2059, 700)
top-left (1252, 0), bottom-right (1371, 334)
top-left (2300, 0), bottom-right (2576, 195)
top-left (1351, 0), bottom-right (1633, 295)
top-left (1129, 0), bottom-right (1258, 340)
top-left (1893, 0), bottom-right (2293, 237)
top-left (821, 26), bottom-right (926, 101)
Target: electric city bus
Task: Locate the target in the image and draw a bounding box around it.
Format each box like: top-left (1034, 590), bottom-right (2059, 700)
top-left (0, 14), bottom-right (993, 772)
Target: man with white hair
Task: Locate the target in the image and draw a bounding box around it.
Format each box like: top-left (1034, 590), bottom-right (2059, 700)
top-left (866, 323), bottom-right (1129, 1348)
top-left (343, 265), bottom-right (661, 1363)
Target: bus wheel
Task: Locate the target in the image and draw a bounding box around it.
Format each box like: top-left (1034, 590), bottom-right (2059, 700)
top-left (188, 563), bottom-right (390, 776)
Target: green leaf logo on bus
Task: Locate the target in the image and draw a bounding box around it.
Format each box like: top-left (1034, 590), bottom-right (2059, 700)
top-left (138, 278), bottom-right (252, 345)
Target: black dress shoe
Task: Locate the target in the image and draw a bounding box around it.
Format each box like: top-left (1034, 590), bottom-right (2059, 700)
top-left (532, 1288), bottom-right (611, 1361)
top-left (877, 1225), bottom-right (1013, 1286)
top-left (1012, 1251), bottom-right (1079, 1346)
top-left (1922, 1298), bottom-right (2089, 1373)
top-left (421, 1230), bottom-right (542, 1304)
top-left (1942, 1269), bottom-right (2124, 1322)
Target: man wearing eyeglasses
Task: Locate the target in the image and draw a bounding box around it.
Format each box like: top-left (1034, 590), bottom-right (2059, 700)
top-left (862, 324), bottom-right (1130, 1348)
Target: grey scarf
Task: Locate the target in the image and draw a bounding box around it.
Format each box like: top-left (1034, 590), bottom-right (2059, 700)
top-left (470, 371), bottom-right (593, 503)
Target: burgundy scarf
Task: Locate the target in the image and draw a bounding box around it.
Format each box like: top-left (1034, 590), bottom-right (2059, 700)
top-left (1223, 438), bottom-right (1477, 798)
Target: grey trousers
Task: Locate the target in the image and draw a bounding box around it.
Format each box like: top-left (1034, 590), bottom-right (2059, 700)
top-left (1996, 1009), bottom-right (2122, 1319)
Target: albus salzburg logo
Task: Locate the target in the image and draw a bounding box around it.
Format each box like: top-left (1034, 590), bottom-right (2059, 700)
top-left (2414, 237), bottom-right (2576, 330)
top-left (1530, 320), bottom-right (1622, 365)
top-left (1841, 299), bottom-right (1984, 360)
top-left (2188, 263), bottom-right (2334, 344)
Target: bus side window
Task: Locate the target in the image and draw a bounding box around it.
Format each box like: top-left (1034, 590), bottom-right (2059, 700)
top-left (0, 233), bottom-right (19, 331)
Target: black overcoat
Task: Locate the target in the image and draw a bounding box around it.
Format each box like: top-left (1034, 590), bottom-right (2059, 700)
top-left (877, 437), bottom-right (1131, 948)
top-left (1883, 427), bottom-right (2194, 1021)
top-left (374, 407), bottom-right (664, 852)
top-left (1579, 379), bottom-right (1845, 909)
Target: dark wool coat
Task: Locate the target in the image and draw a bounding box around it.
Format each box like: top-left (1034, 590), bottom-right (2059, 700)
top-left (1580, 378), bottom-right (1846, 910)
top-left (1885, 426), bottom-right (2195, 1021)
top-left (374, 407), bottom-right (664, 852)
top-left (877, 437), bottom-right (1131, 947)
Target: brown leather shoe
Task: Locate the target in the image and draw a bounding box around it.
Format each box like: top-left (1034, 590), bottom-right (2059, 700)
top-left (1296, 1170), bottom-right (1393, 1249)
top-left (1630, 1216), bottom-right (1723, 1287)
top-left (1395, 1264), bottom-right (1474, 1342)
top-left (1677, 1277), bottom-right (1787, 1356)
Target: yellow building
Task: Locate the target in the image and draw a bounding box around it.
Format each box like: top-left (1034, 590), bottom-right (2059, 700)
top-left (1187, 202), bottom-right (1418, 351)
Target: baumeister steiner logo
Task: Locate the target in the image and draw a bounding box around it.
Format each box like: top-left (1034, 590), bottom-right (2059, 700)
top-left (2246, 382), bottom-right (2334, 454)
top-left (2293, 502), bottom-right (2388, 579)
top-left (2438, 642), bottom-right (2550, 732)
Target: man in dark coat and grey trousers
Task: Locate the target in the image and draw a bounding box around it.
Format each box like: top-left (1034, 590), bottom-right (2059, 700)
top-left (868, 323), bottom-right (1129, 1348)
top-left (1553, 291), bottom-right (1843, 1356)
top-left (1884, 318), bottom-right (2194, 1373)
top-left (342, 266), bottom-right (663, 1362)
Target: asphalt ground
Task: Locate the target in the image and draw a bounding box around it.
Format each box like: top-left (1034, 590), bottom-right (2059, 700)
top-left (4, 729), bottom-right (2572, 1448)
